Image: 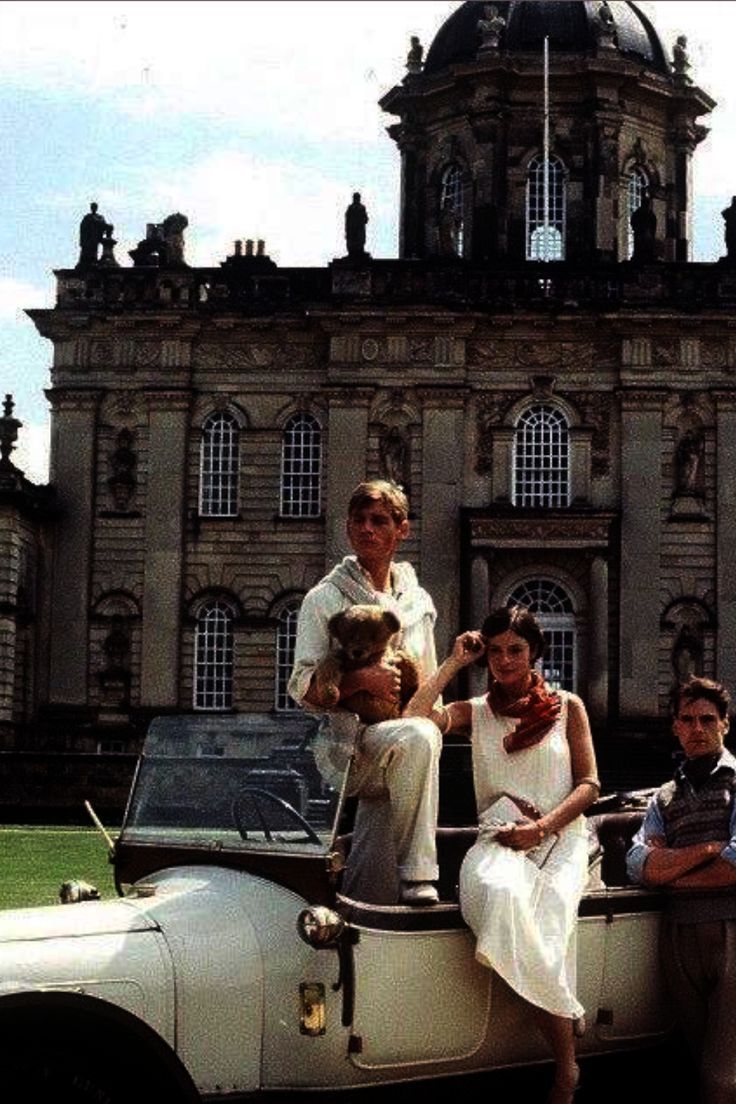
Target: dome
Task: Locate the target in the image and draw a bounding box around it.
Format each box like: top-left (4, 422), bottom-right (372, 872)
top-left (423, 1), bottom-right (670, 76)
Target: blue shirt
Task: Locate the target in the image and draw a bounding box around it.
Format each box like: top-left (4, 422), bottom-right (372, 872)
top-left (626, 748), bottom-right (736, 885)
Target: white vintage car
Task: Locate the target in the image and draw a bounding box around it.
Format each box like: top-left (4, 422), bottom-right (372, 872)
top-left (0, 714), bottom-right (670, 1102)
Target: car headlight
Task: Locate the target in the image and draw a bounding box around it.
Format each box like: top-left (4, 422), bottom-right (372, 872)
top-left (296, 906), bottom-right (345, 947)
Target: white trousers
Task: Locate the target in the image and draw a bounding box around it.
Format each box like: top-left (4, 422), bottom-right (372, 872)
top-left (340, 717), bottom-right (441, 903)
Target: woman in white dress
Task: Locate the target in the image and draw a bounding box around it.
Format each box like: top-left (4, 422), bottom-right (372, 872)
top-left (404, 605), bottom-right (600, 1104)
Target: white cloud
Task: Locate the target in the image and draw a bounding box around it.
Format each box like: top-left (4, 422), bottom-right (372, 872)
top-left (14, 418), bottom-right (50, 484)
top-left (0, 1), bottom-right (455, 140)
top-left (0, 278), bottom-right (51, 320)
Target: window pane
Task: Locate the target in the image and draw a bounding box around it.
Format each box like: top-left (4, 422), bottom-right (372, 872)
top-left (507, 579), bottom-right (576, 691)
top-left (275, 602), bottom-right (301, 711)
top-left (513, 405), bottom-right (570, 507)
top-left (440, 163), bottom-right (464, 255)
top-left (199, 413), bottom-right (239, 517)
top-left (194, 601), bottom-right (234, 710)
top-left (526, 155), bottom-right (566, 261)
top-left (281, 414), bottom-right (322, 517)
top-left (627, 168), bottom-right (649, 259)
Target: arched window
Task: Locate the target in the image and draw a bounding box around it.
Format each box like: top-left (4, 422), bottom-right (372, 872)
top-left (513, 405), bottom-right (570, 507)
top-left (526, 155), bottom-right (566, 260)
top-left (439, 163), bottom-right (465, 255)
top-left (275, 600), bottom-right (301, 711)
top-left (194, 600), bottom-right (234, 710)
top-left (507, 579), bottom-right (576, 690)
top-left (199, 412), bottom-right (239, 517)
top-left (627, 167), bottom-right (649, 259)
top-left (280, 413), bottom-right (322, 517)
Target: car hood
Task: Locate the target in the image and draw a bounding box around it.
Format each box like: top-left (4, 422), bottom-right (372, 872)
top-left (0, 898), bottom-right (158, 944)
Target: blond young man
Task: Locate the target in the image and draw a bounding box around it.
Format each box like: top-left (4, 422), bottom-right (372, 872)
top-left (288, 480), bottom-right (441, 906)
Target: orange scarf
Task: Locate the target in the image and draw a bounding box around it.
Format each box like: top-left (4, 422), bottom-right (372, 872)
top-left (487, 670), bottom-right (561, 753)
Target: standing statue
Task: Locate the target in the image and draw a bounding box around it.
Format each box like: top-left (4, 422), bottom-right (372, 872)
top-left (345, 193), bottom-right (369, 259)
top-left (478, 3), bottom-right (505, 50)
top-left (674, 428), bottom-right (705, 496)
top-left (379, 426), bottom-right (410, 490)
top-left (722, 196), bottom-right (736, 263)
top-left (593, 1), bottom-right (616, 49)
top-left (630, 192), bottom-right (657, 263)
top-left (406, 35), bottom-right (423, 74)
top-left (672, 34), bottom-right (691, 80)
top-left (161, 212), bottom-right (189, 267)
top-left (77, 202), bottom-right (110, 268)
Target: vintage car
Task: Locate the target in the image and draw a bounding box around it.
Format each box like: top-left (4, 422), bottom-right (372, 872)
top-left (0, 713), bottom-right (670, 1102)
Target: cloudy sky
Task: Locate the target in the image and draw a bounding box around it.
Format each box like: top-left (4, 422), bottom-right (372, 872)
top-left (3, 0), bottom-right (735, 481)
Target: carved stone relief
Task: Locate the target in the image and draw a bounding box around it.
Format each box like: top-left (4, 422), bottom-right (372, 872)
top-left (475, 391), bottom-right (519, 474)
top-left (579, 392), bottom-right (612, 477)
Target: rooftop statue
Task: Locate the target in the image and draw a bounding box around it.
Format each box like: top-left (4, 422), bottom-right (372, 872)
top-left (630, 192), bottom-right (657, 264)
top-left (722, 196), bottom-right (736, 263)
top-left (593, 1), bottom-right (616, 49)
top-left (406, 35), bottom-right (423, 74)
top-left (77, 202), bottom-right (111, 269)
top-left (672, 34), bottom-right (691, 81)
top-left (478, 3), bottom-right (505, 51)
top-left (345, 192), bottom-right (369, 259)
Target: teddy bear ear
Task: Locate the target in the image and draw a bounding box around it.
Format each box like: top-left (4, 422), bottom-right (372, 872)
top-left (382, 610), bottom-right (401, 633)
top-left (328, 611), bottom-right (347, 637)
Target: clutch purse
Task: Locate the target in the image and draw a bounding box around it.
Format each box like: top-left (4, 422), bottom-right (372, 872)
top-left (478, 792), bottom-right (559, 868)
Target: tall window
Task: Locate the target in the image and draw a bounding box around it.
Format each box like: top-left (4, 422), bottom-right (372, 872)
top-left (439, 163), bottom-right (465, 255)
top-left (199, 412), bottom-right (239, 517)
top-left (513, 405), bottom-right (570, 507)
top-left (280, 413), bottom-right (322, 517)
top-left (275, 600), bottom-right (301, 711)
top-left (507, 579), bottom-right (576, 691)
top-left (627, 167), bottom-right (649, 259)
top-left (526, 155), bottom-right (566, 260)
top-left (194, 600), bottom-right (234, 710)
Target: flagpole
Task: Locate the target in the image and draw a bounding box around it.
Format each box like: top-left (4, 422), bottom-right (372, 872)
top-left (543, 35), bottom-right (550, 262)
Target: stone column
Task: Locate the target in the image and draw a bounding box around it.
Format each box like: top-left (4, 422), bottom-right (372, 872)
top-left (619, 391), bottom-right (663, 718)
top-left (587, 554), bottom-right (609, 723)
top-left (324, 392), bottom-right (371, 570)
top-left (715, 393), bottom-right (736, 690)
top-left (420, 390), bottom-right (465, 657)
top-left (468, 552), bottom-right (490, 698)
top-left (47, 389), bottom-right (100, 705)
top-left (569, 426), bottom-right (593, 504)
top-left (140, 392), bottom-right (190, 708)
top-left (491, 426), bottom-right (514, 501)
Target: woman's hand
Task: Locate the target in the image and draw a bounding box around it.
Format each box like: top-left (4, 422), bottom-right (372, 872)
top-left (450, 630), bottom-right (486, 668)
top-left (496, 818), bottom-right (545, 851)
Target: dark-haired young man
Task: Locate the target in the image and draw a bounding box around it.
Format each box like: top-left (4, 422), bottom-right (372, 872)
top-left (627, 677), bottom-right (736, 1104)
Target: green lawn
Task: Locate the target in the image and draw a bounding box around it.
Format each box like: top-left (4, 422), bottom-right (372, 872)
top-left (0, 826), bottom-right (119, 911)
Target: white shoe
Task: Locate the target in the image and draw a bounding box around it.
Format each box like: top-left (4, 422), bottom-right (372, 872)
top-left (399, 881), bottom-right (439, 906)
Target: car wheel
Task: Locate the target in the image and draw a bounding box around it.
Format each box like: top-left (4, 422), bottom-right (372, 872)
top-left (5, 1041), bottom-right (158, 1104)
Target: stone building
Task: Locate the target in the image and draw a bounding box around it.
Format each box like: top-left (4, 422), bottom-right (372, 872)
top-left (7, 1), bottom-right (736, 782)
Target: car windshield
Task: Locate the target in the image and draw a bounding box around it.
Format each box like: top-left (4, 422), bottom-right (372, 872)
top-left (119, 712), bottom-right (349, 854)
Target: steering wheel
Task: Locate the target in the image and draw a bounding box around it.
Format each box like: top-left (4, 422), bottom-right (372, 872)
top-left (231, 786), bottom-right (321, 844)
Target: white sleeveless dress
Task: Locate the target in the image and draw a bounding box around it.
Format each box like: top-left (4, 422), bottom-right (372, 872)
top-left (458, 692), bottom-right (588, 1018)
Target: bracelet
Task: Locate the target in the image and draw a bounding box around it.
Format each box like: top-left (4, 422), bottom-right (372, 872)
top-left (435, 705), bottom-right (450, 734)
top-left (577, 775), bottom-right (601, 793)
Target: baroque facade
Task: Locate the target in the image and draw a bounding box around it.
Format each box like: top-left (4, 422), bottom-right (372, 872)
top-left (3, 0), bottom-right (735, 775)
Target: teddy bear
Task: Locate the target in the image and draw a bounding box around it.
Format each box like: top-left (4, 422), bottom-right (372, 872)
top-left (311, 604), bottom-right (420, 725)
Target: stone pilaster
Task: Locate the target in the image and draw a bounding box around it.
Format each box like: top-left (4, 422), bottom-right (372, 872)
top-left (619, 391), bottom-right (664, 717)
top-left (46, 389), bottom-right (101, 705)
top-left (588, 554), bottom-right (609, 723)
top-left (419, 389), bottom-right (466, 656)
top-left (140, 391), bottom-right (190, 708)
top-left (324, 391), bottom-right (372, 570)
top-left (715, 393), bottom-right (736, 690)
top-left (468, 552), bottom-right (490, 698)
